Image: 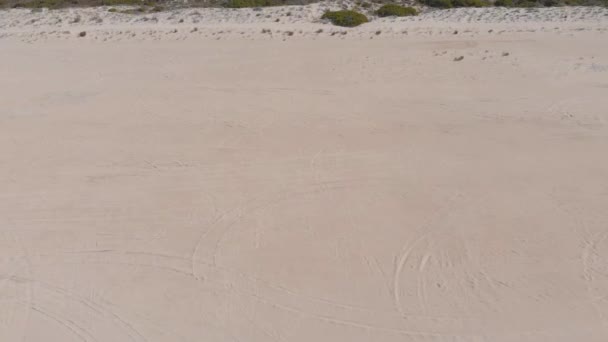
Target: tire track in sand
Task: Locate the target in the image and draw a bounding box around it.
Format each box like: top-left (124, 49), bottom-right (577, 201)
top-left (393, 193), bottom-right (464, 318)
top-left (8, 276), bottom-right (148, 342)
top-left (582, 229), bottom-right (608, 330)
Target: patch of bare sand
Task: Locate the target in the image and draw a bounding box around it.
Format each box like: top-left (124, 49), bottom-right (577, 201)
top-left (1, 6), bottom-right (608, 342)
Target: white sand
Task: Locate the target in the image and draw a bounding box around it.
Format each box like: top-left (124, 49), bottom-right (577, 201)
top-left (1, 4), bottom-right (608, 342)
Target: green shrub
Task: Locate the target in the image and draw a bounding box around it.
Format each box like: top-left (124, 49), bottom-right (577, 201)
top-left (10, 0), bottom-right (154, 9)
top-left (421, 0), bottom-right (491, 6)
top-left (224, 0), bottom-right (284, 8)
top-left (360, 1), bottom-right (372, 7)
top-left (321, 10), bottom-right (369, 27)
top-left (517, 0), bottom-right (538, 6)
top-left (376, 4), bottom-right (418, 16)
top-left (101, 0), bottom-right (142, 5)
top-left (420, 0), bottom-right (453, 8)
top-left (562, 0), bottom-right (607, 4)
top-left (498, 0), bottom-right (537, 6)
top-left (16, 0), bottom-right (67, 8)
top-left (561, 0), bottom-right (606, 5)
top-left (452, 0), bottom-right (489, 6)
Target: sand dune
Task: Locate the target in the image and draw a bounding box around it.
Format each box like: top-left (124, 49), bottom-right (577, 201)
top-left (1, 4), bottom-right (608, 342)
top-left (1, 5), bottom-right (608, 42)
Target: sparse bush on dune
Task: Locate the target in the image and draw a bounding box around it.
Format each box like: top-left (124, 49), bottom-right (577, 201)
top-left (492, 0), bottom-right (607, 7)
top-left (322, 10), bottom-right (369, 27)
top-left (7, 0), bottom-right (161, 9)
top-left (563, 0), bottom-right (608, 5)
top-left (489, 0), bottom-right (543, 6)
top-left (496, 0), bottom-right (535, 6)
top-left (376, 4), bottom-right (418, 16)
top-left (420, 0), bottom-right (453, 8)
top-left (11, 0), bottom-right (63, 8)
top-left (418, 0), bottom-right (608, 7)
top-left (224, 0), bottom-right (285, 8)
top-left (498, 0), bottom-right (529, 5)
top-left (101, 0), bottom-right (141, 5)
top-left (421, 0), bottom-right (490, 8)
top-left (452, 0), bottom-right (488, 6)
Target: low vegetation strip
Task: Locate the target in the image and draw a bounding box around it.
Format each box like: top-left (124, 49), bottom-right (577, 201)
top-left (1, 0), bottom-right (606, 11)
top-left (421, 0), bottom-right (607, 7)
top-left (7, 0), bottom-right (159, 9)
top-left (224, 0), bottom-right (286, 8)
top-left (375, 4), bottom-right (418, 17)
top-left (321, 10), bottom-right (369, 27)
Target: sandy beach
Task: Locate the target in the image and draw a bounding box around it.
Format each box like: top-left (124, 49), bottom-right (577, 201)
top-left (2, 4), bottom-right (608, 341)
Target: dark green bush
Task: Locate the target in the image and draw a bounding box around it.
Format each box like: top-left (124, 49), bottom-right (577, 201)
top-left (516, 0), bottom-right (538, 6)
top-left (8, 0), bottom-right (158, 8)
top-left (376, 4), bottom-right (418, 16)
top-left (564, 0), bottom-right (607, 4)
top-left (423, 0), bottom-right (489, 7)
top-left (360, 1), bottom-right (372, 7)
top-left (224, 0), bottom-right (284, 8)
top-left (321, 10), bottom-right (369, 27)
top-left (420, 0), bottom-right (453, 8)
top-left (15, 0), bottom-right (68, 8)
top-left (101, 0), bottom-right (141, 5)
top-left (452, 0), bottom-right (488, 6)
top-left (510, 0), bottom-right (538, 6)
top-left (491, 0), bottom-right (589, 6)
